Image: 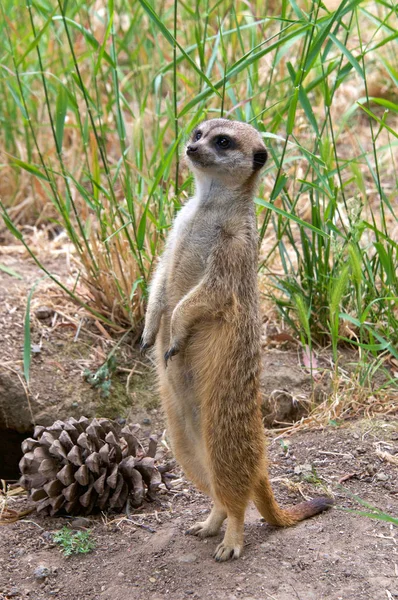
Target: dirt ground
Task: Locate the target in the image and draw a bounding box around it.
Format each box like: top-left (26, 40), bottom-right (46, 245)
top-left (1, 422), bottom-right (397, 600)
top-left (1, 237), bottom-right (397, 600)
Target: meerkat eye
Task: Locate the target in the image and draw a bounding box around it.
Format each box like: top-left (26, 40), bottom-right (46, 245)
top-left (194, 131), bottom-right (202, 141)
top-left (216, 136), bottom-right (231, 149)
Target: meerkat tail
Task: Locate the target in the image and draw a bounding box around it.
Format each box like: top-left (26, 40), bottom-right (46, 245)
top-left (253, 476), bottom-right (333, 527)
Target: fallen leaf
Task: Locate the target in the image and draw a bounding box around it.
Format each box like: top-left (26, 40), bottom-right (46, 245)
top-left (338, 472), bottom-right (358, 484)
top-left (301, 345), bottom-right (321, 381)
top-left (268, 332), bottom-right (297, 343)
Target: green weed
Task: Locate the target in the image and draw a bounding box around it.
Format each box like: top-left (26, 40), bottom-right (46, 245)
top-left (53, 526), bottom-right (95, 557)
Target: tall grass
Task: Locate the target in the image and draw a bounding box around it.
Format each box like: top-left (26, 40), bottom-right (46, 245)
top-left (0, 0), bottom-right (397, 365)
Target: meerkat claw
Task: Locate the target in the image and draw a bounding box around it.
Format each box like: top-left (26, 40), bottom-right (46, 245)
top-left (164, 346), bottom-right (178, 366)
top-left (213, 543), bottom-right (242, 562)
top-left (140, 340), bottom-right (149, 354)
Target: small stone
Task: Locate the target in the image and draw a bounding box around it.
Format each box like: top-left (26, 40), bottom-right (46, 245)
top-left (142, 418), bottom-right (151, 425)
top-left (35, 306), bottom-right (54, 320)
top-left (34, 566), bottom-right (51, 582)
top-left (294, 463), bottom-right (312, 475)
top-left (376, 472), bottom-right (389, 481)
top-left (70, 517), bottom-right (91, 529)
top-left (177, 553), bottom-right (198, 564)
top-left (149, 577), bottom-right (156, 583)
top-left (31, 344), bottom-right (41, 354)
top-left (118, 572), bottom-right (124, 577)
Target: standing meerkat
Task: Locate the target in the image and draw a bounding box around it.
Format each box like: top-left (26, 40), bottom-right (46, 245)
top-left (141, 119), bottom-right (332, 561)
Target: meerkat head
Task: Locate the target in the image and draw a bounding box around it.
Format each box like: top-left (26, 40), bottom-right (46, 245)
top-left (185, 119), bottom-right (268, 187)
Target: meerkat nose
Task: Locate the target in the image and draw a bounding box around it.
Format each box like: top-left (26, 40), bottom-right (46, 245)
top-left (187, 145), bottom-right (198, 154)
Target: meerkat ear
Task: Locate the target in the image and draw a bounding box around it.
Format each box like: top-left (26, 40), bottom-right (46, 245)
top-left (253, 149), bottom-right (268, 171)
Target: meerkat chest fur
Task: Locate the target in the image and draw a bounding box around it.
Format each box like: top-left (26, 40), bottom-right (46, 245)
top-left (165, 185), bottom-right (259, 313)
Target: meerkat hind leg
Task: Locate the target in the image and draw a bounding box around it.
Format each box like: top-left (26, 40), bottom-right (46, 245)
top-left (213, 505), bottom-right (246, 562)
top-left (187, 502), bottom-right (227, 539)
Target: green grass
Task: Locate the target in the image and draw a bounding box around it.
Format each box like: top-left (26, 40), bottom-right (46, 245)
top-left (0, 0), bottom-right (397, 382)
top-left (339, 489), bottom-right (398, 526)
top-left (53, 526), bottom-right (95, 557)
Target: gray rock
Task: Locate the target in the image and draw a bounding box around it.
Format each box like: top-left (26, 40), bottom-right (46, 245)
top-left (70, 517), bottom-right (91, 529)
top-left (34, 566), bottom-right (52, 582)
top-left (35, 306), bottom-right (54, 320)
top-left (294, 463), bottom-right (312, 475)
top-left (177, 553), bottom-right (198, 564)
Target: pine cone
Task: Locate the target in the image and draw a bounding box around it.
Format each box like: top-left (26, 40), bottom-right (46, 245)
top-left (19, 417), bottom-right (175, 516)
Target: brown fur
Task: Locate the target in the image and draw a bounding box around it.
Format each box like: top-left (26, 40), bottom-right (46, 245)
top-left (142, 119), bottom-right (332, 561)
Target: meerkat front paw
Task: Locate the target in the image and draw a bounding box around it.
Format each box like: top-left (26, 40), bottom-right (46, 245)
top-left (140, 339), bottom-right (151, 354)
top-left (141, 322), bottom-right (159, 353)
top-left (140, 333), bottom-right (154, 354)
top-left (213, 541), bottom-right (242, 562)
top-left (186, 521), bottom-right (220, 539)
top-left (164, 343), bottom-right (179, 366)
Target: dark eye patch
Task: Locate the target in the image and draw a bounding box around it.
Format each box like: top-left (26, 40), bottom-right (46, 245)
top-left (253, 150), bottom-right (268, 171)
top-left (214, 135), bottom-right (235, 150)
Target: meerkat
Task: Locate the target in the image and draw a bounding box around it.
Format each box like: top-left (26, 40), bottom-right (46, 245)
top-left (141, 119), bottom-right (332, 562)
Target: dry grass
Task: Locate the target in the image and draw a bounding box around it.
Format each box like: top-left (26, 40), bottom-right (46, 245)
top-left (0, 0), bottom-right (397, 425)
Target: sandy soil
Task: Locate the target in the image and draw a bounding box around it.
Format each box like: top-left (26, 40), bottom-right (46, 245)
top-left (1, 422), bottom-right (397, 600)
top-left (0, 238), bottom-right (397, 600)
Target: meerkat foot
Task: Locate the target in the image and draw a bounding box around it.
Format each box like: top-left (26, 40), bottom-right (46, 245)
top-left (212, 511), bottom-right (245, 561)
top-left (186, 505), bottom-right (227, 539)
top-left (213, 541), bottom-right (242, 562)
top-left (186, 521), bottom-right (220, 539)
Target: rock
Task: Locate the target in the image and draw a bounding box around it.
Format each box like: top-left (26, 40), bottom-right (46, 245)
top-left (70, 517), bottom-right (91, 529)
top-left (35, 306), bottom-right (54, 320)
top-left (262, 389), bottom-right (309, 427)
top-left (294, 463), bottom-right (312, 475)
top-left (34, 566), bottom-right (52, 582)
top-left (376, 472), bottom-right (389, 481)
top-left (177, 553), bottom-right (198, 564)
top-left (0, 372), bottom-right (32, 433)
top-left (260, 353), bottom-right (311, 426)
